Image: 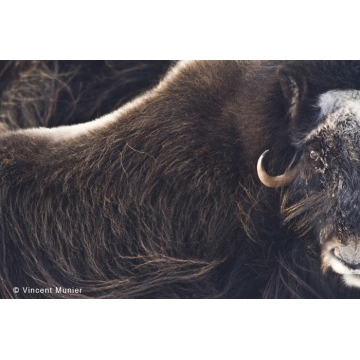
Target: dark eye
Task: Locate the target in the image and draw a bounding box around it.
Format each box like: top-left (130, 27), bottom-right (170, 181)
top-left (310, 149), bottom-right (320, 160)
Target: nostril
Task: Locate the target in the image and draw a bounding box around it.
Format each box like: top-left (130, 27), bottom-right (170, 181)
top-left (333, 247), bottom-right (341, 258)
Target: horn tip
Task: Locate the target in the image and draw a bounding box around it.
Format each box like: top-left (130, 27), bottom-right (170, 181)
top-left (257, 150), bottom-right (269, 170)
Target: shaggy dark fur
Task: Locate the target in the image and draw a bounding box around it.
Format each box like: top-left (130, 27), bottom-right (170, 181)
top-left (1, 60), bottom-right (360, 298)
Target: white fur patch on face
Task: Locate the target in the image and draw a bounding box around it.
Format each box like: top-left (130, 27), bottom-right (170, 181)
top-left (342, 274), bottom-right (360, 287)
top-left (324, 253), bottom-right (360, 275)
top-left (318, 90), bottom-right (360, 117)
top-left (305, 90), bottom-right (360, 142)
top-left (318, 89), bottom-right (360, 117)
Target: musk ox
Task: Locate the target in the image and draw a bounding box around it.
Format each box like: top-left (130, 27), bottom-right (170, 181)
top-left (1, 60), bottom-right (360, 298)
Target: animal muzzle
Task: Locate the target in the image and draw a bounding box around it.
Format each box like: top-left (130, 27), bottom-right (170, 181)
top-left (333, 242), bottom-right (360, 272)
top-left (322, 240), bottom-right (360, 288)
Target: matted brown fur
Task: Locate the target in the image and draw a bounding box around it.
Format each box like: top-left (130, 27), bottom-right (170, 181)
top-left (1, 60), bottom-right (360, 298)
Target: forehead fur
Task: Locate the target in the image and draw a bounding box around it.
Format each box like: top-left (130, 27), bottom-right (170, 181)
top-left (318, 89), bottom-right (360, 117)
top-left (305, 90), bottom-right (360, 142)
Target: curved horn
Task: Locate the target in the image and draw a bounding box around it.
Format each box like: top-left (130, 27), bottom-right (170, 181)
top-left (257, 150), bottom-right (300, 188)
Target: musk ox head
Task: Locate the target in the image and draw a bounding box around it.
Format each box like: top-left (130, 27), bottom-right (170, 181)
top-left (258, 66), bottom-right (360, 289)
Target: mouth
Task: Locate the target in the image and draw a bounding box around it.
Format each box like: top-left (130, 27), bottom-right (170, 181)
top-left (322, 245), bottom-right (360, 288)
